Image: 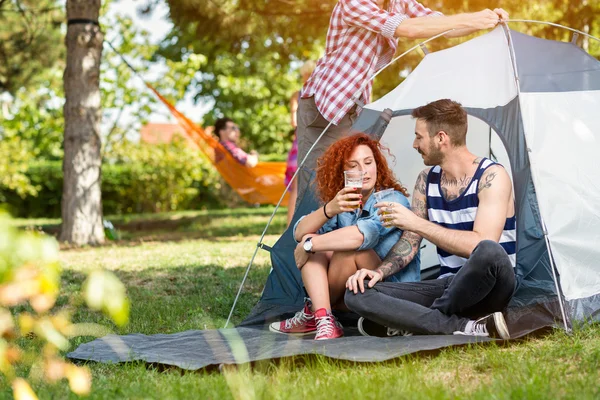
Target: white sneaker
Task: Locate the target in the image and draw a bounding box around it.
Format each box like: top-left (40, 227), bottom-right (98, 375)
top-left (453, 312), bottom-right (510, 340)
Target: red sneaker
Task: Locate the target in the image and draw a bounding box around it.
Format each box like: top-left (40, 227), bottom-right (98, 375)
top-left (314, 308), bottom-right (344, 340)
top-left (269, 301), bottom-right (316, 336)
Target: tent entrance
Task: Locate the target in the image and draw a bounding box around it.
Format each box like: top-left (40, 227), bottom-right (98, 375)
top-left (376, 114), bottom-right (513, 271)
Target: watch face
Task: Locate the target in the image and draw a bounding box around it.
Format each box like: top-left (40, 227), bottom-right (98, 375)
top-left (303, 238), bottom-right (312, 252)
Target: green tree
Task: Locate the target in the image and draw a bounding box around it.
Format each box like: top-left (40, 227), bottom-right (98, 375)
top-left (0, 1), bottom-right (65, 202)
top-left (155, 0), bottom-right (330, 154)
top-left (0, 0), bottom-right (64, 95)
top-left (0, 69), bottom-right (65, 162)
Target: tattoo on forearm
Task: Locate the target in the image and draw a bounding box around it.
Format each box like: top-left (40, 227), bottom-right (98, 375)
top-left (377, 262), bottom-right (394, 279)
top-left (378, 233), bottom-right (422, 277)
top-left (478, 171), bottom-right (497, 192)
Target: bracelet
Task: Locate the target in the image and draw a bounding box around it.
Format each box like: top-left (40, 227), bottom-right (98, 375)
top-left (323, 202), bottom-right (332, 219)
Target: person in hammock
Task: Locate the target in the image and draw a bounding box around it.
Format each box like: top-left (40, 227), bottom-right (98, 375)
top-left (215, 117), bottom-right (258, 167)
top-left (269, 133), bottom-right (420, 340)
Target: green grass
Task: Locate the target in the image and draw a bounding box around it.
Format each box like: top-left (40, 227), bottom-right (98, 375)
top-left (2, 208), bottom-right (600, 399)
top-left (10, 206), bottom-right (287, 242)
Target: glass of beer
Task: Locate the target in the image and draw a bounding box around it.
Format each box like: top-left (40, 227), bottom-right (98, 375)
top-left (344, 170), bottom-right (365, 211)
top-left (374, 188), bottom-right (395, 217)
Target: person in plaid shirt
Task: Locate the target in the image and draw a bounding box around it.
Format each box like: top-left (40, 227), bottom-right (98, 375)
top-left (296, 0), bottom-right (508, 202)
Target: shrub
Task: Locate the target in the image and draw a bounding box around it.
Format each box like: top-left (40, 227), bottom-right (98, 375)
top-left (0, 212), bottom-right (129, 397)
top-left (103, 139), bottom-right (221, 214)
top-left (0, 140), bottom-right (223, 218)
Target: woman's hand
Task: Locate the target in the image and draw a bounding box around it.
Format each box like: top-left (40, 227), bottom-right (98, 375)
top-left (375, 201), bottom-right (419, 231)
top-left (328, 187), bottom-right (362, 215)
top-left (294, 241), bottom-right (310, 269)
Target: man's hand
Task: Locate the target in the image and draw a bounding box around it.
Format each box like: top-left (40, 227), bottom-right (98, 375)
top-left (466, 9), bottom-right (504, 30)
top-left (346, 269), bottom-right (383, 294)
top-left (375, 201), bottom-right (420, 231)
top-left (493, 8), bottom-right (509, 21)
top-left (294, 242), bottom-right (310, 269)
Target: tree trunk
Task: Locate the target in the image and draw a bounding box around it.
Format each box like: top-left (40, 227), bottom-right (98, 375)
top-left (60, 0), bottom-right (104, 245)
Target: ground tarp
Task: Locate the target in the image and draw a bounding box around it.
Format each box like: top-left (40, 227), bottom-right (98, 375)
top-left (67, 327), bottom-right (497, 370)
top-left (66, 300), bottom-right (560, 370)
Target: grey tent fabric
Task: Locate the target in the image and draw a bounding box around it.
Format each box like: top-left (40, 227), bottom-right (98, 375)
top-left (510, 30), bottom-right (600, 93)
top-left (67, 327), bottom-right (496, 370)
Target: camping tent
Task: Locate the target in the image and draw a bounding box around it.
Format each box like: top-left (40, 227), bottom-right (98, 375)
top-left (68, 24), bottom-right (600, 369)
top-left (244, 25), bottom-right (600, 337)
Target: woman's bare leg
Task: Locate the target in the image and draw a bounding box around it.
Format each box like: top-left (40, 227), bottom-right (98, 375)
top-left (301, 251), bottom-right (333, 311)
top-left (327, 250), bottom-right (380, 310)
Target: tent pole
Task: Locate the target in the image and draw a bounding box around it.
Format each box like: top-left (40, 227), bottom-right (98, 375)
top-left (542, 221), bottom-right (572, 333)
top-left (501, 23), bottom-right (571, 333)
top-left (224, 30), bottom-right (454, 328)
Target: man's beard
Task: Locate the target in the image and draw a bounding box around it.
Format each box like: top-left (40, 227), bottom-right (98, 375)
top-left (420, 143), bottom-right (443, 166)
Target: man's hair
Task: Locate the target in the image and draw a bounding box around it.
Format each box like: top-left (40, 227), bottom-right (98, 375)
top-left (214, 117), bottom-right (234, 138)
top-left (411, 99), bottom-right (468, 146)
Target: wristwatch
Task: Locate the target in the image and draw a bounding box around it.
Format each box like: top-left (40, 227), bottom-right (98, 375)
top-left (303, 237), bottom-right (315, 253)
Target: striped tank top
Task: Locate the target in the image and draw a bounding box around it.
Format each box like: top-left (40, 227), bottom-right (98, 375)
top-left (426, 158), bottom-right (516, 279)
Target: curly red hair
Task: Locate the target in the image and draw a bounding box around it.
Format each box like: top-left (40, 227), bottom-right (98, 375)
top-left (315, 133), bottom-right (409, 203)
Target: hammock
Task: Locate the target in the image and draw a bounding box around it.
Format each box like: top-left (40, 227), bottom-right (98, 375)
top-left (147, 85), bottom-right (289, 206)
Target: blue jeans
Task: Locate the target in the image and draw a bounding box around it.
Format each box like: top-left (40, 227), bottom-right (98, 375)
top-left (345, 240), bottom-right (516, 335)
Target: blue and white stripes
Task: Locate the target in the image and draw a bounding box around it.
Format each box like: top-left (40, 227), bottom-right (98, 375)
top-left (426, 158), bottom-right (517, 278)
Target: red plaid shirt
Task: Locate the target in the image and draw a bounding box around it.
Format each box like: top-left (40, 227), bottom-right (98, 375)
top-left (301, 0), bottom-right (441, 125)
top-left (218, 140), bottom-right (248, 165)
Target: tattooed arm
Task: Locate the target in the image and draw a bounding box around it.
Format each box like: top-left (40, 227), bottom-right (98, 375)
top-left (375, 169), bottom-right (429, 279)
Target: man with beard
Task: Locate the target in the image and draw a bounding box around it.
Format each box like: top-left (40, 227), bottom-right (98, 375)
top-left (344, 99), bottom-right (517, 339)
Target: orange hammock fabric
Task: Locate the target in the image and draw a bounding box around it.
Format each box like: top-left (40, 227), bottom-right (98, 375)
top-left (147, 85), bottom-right (289, 206)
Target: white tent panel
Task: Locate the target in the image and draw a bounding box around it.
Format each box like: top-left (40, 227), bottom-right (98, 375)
top-left (366, 27), bottom-right (517, 112)
top-left (380, 115), bottom-right (511, 269)
top-left (521, 91), bottom-right (600, 301)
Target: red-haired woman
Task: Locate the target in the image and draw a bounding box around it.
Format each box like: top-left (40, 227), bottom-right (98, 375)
top-left (270, 133), bottom-right (420, 340)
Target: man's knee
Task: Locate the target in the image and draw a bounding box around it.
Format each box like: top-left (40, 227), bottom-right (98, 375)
top-left (471, 240), bottom-right (507, 263)
top-left (344, 290), bottom-right (369, 314)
